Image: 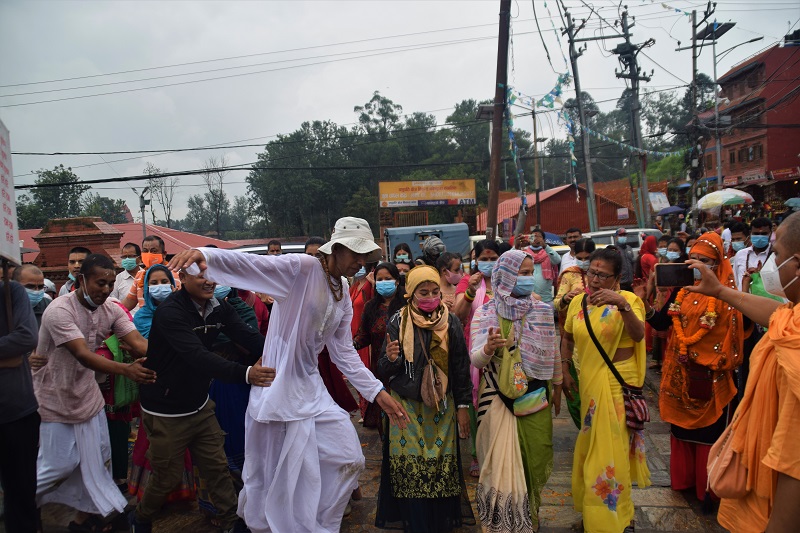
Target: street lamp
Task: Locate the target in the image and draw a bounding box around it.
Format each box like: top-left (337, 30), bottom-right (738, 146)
top-left (133, 187), bottom-right (150, 240)
top-left (697, 21), bottom-right (763, 191)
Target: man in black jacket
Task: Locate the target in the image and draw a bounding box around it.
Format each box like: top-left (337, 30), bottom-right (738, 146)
top-left (130, 268), bottom-right (275, 533)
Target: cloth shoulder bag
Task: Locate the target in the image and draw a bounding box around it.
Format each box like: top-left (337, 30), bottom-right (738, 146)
top-left (105, 334), bottom-right (139, 407)
top-left (496, 317), bottom-right (529, 400)
top-left (582, 296), bottom-right (649, 430)
top-left (706, 414), bottom-right (748, 498)
top-left (417, 327), bottom-right (448, 412)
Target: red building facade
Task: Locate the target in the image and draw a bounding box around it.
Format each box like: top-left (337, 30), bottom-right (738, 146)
top-left (702, 37), bottom-right (800, 207)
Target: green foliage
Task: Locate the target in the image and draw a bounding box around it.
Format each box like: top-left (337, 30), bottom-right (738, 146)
top-left (81, 193), bottom-right (129, 224)
top-left (16, 165), bottom-right (91, 229)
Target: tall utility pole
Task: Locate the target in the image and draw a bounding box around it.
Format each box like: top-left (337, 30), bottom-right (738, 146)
top-left (138, 187), bottom-right (150, 240)
top-left (564, 10), bottom-right (620, 232)
top-left (485, 0), bottom-right (512, 240)
top-left (676, 3), bottom-right (715, 216)
top-left (614, 11), bottom-right (655, 228)
top-left (533, 110), bottom-right (542, 227)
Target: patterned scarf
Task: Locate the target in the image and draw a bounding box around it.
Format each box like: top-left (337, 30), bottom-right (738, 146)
top-left (474, 250), bottom-right (559, 379)
top-left (400, 266), bottom-right (450, 376)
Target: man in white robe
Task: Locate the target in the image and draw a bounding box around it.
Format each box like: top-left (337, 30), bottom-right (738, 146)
top-left (169, 217), bottom-right (408, 533)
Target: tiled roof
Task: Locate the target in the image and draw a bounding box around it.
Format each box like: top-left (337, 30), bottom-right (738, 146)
top-left (19, 223), bottom-right (236, 263)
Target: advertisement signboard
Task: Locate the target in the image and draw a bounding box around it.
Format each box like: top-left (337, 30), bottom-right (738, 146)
top-left (0, 119), bottom-right (19, 265)
top-left (379, 179), bottom-right (476, 207)
top-left (617, 207), bottom-right (629, 220)
top-left (770, 167), bottom-right (800, 182)
top-left (648, 192), bottom-right (670, 213)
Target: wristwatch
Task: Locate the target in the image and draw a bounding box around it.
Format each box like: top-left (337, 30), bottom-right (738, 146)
top-left (619, 302), bottom-right (632, 313)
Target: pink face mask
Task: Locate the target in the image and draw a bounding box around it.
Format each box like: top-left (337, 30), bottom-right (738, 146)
top-left (416, 296), bottom-right (441, 313)
top-left (445, 270), bottom-right (462, 285)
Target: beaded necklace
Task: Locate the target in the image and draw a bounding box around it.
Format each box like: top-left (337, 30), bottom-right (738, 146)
top-left (316, 253), bottom-right (343, 302)
top-left (667, 288), bottom-right (718, 356)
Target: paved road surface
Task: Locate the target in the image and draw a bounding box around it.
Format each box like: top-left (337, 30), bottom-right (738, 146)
top-left (20, 368), bottom-right (728, 532)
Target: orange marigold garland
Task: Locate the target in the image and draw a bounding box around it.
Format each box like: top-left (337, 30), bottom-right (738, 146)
top-left (668, 289), bottom-right (718, 356)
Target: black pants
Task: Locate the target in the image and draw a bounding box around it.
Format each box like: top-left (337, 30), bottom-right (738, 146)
top-left (0, 411), bottom-right (40, 533)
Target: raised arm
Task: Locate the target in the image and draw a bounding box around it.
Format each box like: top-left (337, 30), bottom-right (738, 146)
top-left (169, 248), bottom-right (303, 303)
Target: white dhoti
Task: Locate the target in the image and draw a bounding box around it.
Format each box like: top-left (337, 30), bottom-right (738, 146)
top-left (238, 406), bottom-right (365, 533)
top-left (36, 409), bottom-right (127, 517)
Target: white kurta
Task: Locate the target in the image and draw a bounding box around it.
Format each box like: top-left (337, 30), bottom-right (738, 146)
top-left (199, 249), bottom-right (384, 532)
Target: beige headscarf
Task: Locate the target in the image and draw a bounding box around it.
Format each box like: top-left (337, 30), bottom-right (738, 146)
top-left (399, 265), bottom-right (450, 373)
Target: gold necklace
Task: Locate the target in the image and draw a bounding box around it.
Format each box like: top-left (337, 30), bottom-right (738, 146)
top-left (317, 253), bottom-right (344, 301)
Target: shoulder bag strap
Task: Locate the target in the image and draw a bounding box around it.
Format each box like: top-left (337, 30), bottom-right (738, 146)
top-left (581, 295), bottom-right (626, 388)
top-left (415, 326), bottom-right (432, 365)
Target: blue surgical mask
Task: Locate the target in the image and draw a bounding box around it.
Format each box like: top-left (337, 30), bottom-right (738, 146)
top-left (693, 264), bottom-right (715, 280)
top-left (80, 275), bottom-right (99, 309)
top-left (731, 241), bottom-right (746, 253)
top-left (149, 284), bottom-right (173, 302)
top-left (121, 257), bottom-right (138, 271)
top-left (68, 273), bottom-right (76, 282)
top-left (657, 247), bottom-right (668, 257)
top-left (511, 275), bottom-right (536, 296)
top-left (477, 261), bottom-right (495, 277)
top-left (617, 236), bottom-right (628, 245)
top-left (355, 266), bottom-right (366, 278)
top-left (529, 245), bottom-right (543, 252)
top-left (375, 280), bottom-right (397, 298)
top-left (26, 288), bottom-right (45, 306)
top-left (666, 251), bottom-right (681, 262)
top-left (750, 235), bottom-right (770, 250)
top-left (576, 259), bottom-right (590, 271)
top-left (686, 246), bottom-right (692, 255)
top-left (213, 285), bottom-right (231, 300)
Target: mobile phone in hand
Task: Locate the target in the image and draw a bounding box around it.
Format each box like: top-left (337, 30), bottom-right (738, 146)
top-left (655, 263), bottom-right (695, 287)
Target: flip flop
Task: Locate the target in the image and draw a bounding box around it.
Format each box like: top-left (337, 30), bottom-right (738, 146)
top-left (469, 459), bottom-right (480, 477)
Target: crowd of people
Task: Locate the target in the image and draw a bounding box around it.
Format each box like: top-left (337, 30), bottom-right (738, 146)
top-left (0, 211), bottom-right (798, 533)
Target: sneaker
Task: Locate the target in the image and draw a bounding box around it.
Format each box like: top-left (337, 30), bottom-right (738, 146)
top-left (128, 510), bottom-right (152, 533)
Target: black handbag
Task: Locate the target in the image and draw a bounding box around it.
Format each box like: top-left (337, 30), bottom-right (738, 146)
top-left (582, 296), bottom-right (650, 431)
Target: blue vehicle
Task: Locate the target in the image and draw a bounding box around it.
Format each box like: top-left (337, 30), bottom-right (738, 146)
top-left (384, 223), bottom-right (470, 261)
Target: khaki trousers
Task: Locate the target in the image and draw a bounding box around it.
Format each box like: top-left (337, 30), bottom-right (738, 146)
top-left (135, 401), bottom-right (237, 527)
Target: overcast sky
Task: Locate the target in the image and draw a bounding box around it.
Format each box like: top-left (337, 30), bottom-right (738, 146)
top-left (1, 0), bottom-right (797, 222)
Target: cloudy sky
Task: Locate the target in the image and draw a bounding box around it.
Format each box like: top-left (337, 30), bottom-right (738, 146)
top-left (1, 0), bottom-right (797, 222)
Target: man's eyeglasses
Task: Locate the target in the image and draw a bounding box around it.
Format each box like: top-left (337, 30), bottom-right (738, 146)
top-left (586, 270), bottom-right (615, 281)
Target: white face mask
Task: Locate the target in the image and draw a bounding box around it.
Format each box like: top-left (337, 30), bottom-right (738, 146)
top-left (760, 254), bottom-right (798, 299)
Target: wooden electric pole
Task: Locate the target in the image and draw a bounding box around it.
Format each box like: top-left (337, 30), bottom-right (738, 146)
top-left (485, 0), bottom-right (512, 240)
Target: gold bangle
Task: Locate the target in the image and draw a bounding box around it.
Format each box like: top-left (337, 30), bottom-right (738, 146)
top-left (736, 291), bottom-right (745, 308)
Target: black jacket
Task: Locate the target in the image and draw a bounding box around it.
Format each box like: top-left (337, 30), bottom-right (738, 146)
top-left (139, 289), bottom-right (265, 415)
top-left (376, 311), bottom-right (472, 407)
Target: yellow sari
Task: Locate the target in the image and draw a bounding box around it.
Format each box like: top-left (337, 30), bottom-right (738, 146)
top-left (564, 292), bottom-right (651, 533)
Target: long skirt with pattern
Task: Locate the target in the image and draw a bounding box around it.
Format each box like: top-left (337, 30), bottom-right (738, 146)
top-left (375, 391), bottom-right (474, 533)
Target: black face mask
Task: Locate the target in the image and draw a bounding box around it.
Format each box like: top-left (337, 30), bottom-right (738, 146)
top-left (398, 272), bottom-right (407, 284)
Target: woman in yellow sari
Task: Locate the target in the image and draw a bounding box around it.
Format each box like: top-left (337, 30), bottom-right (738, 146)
top-left (561, 248), bottom-right (651, 533)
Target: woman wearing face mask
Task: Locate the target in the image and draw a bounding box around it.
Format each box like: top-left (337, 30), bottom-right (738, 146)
top-left (393, 243), bottom-right (413, 281)
top-left (683, 212), bottom-right (800, 533)
top-left (555, 238), bottom-right (596, 428)
top-left (658, 232), bottom-right (744, 507)
top-left (636, 235), bottom-right (659, 283)
top-left (129, 266), bottom-right (196, 504)
top-left (436, 252), bottom-right (464, 310)
top-left (656, 236), bottom-right (670, 264)
top-left (453, 239), bottom-right (501, 477)
top-left (353, 262), bottom-right (406, 430)
top-left (637, 238), bottom-right (687, 372)
top-left (560, 248), bottom-right (651, 533)
top-left (375, 266), bottom-right (473, 532)
top-left (470, 250), bottom-right (561, 531)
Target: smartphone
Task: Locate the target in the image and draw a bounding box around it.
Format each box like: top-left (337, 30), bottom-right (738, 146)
top-left (655, 263), bottom-right (695, 287)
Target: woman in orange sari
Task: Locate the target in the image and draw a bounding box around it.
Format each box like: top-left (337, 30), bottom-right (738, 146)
top-left (684, 212), bottom-right (800, 532)
top-left (660, 232), bottom-right (744, 503)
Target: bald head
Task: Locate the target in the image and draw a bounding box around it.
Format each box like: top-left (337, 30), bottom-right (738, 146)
top-left (779, 211), bottom-right (800, 254)
top-left (12, 264), bottom-right (43, 281)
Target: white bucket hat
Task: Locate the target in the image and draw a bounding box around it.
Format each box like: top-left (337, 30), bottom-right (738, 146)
top-left (318, 217), bottom-right (382, 262)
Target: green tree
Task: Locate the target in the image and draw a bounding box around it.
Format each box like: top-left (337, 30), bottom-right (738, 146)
top-left (81, 193), bottom-right (128, 224)
top-left (16, 164), bottom-right (91, 229)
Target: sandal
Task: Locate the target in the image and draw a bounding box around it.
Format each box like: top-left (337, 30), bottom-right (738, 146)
top-left (469, 459), bottom-right (480, 477)
top-left (68, 516), bottom-right (112, 533)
